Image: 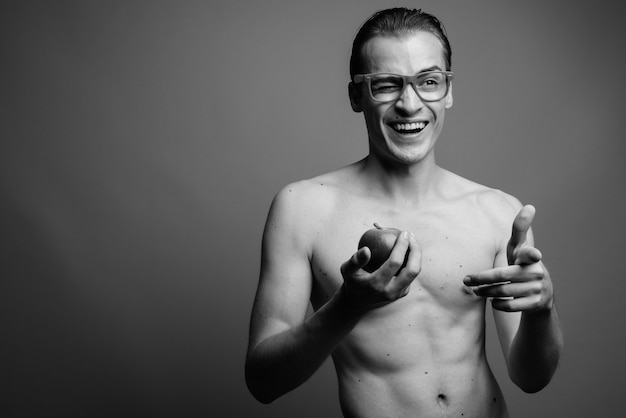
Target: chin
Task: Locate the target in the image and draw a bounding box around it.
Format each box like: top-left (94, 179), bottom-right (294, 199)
top-left (382, 147), bottom-right (431, 166)
top-left (385, 136), bottom-right (434, 164)
top-left (398, 152), bottom-right (429, 165)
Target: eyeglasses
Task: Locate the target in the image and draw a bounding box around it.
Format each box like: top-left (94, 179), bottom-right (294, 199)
top-left (352, 71), bottom-right (454, 103)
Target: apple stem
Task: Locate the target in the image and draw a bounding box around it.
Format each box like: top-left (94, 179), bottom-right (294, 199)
top-left (373, 222), bottom-right (383, 229)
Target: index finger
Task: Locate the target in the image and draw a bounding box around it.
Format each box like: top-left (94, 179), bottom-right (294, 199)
top-left (463, 265), bottom-right (526, 286)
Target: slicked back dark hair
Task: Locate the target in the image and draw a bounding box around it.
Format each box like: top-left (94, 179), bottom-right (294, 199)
top-left (349, 8), bottom-right (452, 79)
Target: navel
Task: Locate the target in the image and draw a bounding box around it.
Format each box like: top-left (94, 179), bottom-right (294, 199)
top-left (436, 393), bottom-right (449, 407)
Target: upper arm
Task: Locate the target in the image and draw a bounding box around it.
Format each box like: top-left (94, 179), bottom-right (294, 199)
top-left (247, 184), bottom-right (315, 353)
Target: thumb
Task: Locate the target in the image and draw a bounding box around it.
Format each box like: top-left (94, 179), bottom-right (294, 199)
top-left (507, 205), bottom-right (535, 263)
top-left (341, 247), bottom-right (371, 277)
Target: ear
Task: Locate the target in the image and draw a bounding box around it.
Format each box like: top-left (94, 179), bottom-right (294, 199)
top-left (349, 82), bottom-right (363, 113)
top-left (444, 83), bottom-right (453, 109)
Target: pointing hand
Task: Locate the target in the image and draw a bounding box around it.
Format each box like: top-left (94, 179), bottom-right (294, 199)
top-left (464, 205), bottom-right (554, 312)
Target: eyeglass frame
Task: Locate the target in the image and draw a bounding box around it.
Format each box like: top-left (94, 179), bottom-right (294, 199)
top-left (352, 70), bottom-right (454, 103)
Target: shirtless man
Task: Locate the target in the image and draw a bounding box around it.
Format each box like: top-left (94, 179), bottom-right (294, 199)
top-left (245, 8), bottom-right (563, 417)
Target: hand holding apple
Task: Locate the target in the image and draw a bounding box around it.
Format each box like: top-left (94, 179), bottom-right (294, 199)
top-left (339, 223), bottom-right (421, 312)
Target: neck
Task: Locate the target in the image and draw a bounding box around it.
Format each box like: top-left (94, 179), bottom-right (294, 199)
top-left (359, 152), bottom-right (442, 206)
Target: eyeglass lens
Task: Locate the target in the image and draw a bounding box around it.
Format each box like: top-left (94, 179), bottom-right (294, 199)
top-left (369, 72), bottom-right (448, 102)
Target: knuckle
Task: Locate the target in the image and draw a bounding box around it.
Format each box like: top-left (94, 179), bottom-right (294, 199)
top-left (371, 279), bottom-right (386, 293)
top-left (381, 286), bottom-right (396, 300)
top-left (527, 267), bottom-right (544, 281)
top-left (402, 264), bottom-right (421, 278)
top-left (382, 282), bottom-right (407, 300)
top-left (528, 282), bottom-right (543, 295)
top-left (386, 259), bottom-right (402, 273)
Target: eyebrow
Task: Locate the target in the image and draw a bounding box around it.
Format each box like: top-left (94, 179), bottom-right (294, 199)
top-left (366, 65), bottom-right (446, 78)
top-left (418, 65), bottom-right (443, 73)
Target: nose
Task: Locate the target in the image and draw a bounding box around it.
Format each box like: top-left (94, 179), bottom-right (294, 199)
top-left (395, 83), bottom-right (423, 114)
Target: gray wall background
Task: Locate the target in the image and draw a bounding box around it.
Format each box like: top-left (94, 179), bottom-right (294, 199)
top-left (2, 1), bottom-right (625, 417)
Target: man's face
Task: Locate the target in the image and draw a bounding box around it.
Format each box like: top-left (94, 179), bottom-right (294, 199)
top-left (350, 32), bottom-right (453, 166)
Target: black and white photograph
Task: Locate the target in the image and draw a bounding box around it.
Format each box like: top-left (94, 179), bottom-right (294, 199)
top-left (2, 1), bottom-right (625, 417)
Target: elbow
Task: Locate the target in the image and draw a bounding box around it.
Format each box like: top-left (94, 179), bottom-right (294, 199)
top-left (515, 379), bottom-right (550, 394)
top-left (246, 383), bottom-right (277, 405)
top-left (509, 361), bottom-right (559, 394)
top-left (245, 360), bottom-right (278, 404)
top-left (249, 390), bottom-right (277, 405)
top-left (509, 338), bottom-right (563, 394)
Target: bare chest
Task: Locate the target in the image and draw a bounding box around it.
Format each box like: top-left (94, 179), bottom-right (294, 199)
top-left (309, 200), bottom-right (500, 309)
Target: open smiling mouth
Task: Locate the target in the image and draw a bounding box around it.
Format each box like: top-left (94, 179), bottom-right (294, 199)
top-left (390, 121), bottom-right (429, 134)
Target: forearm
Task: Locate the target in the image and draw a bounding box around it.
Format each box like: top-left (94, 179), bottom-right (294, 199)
top-left (507, 305), bottom-right (563, 393)
top-left (245, 285), bottom-right (362, 403)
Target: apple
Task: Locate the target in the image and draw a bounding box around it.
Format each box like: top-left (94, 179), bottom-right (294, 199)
top-left (358, 223), bottom-right (409, 273)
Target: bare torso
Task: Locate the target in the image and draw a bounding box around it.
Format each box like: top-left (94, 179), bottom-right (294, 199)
top-left (300, 162), bottom-right (515, 417)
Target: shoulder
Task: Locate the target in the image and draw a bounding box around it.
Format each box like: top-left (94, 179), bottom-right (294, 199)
top-left (269, 163), bottom-right (360, 219)
top-left (264, 169), bottom-right (351, 245)
top-left (270, 177), bottom-right (338, 220)
top-left (442, 170), bottom-right (522, 227)
top-left (476, 187), bottom-right (521, 220)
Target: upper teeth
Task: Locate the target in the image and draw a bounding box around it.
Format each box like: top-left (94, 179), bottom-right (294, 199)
top-left (394, 122), bottom-right (426, 131)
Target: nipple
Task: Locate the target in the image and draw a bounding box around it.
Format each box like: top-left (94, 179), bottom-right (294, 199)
top-left (461, 285), bottom-right (473, 296)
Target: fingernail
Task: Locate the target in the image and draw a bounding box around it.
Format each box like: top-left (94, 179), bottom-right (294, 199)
top-left (463, 276), bottom-right (471, 285)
